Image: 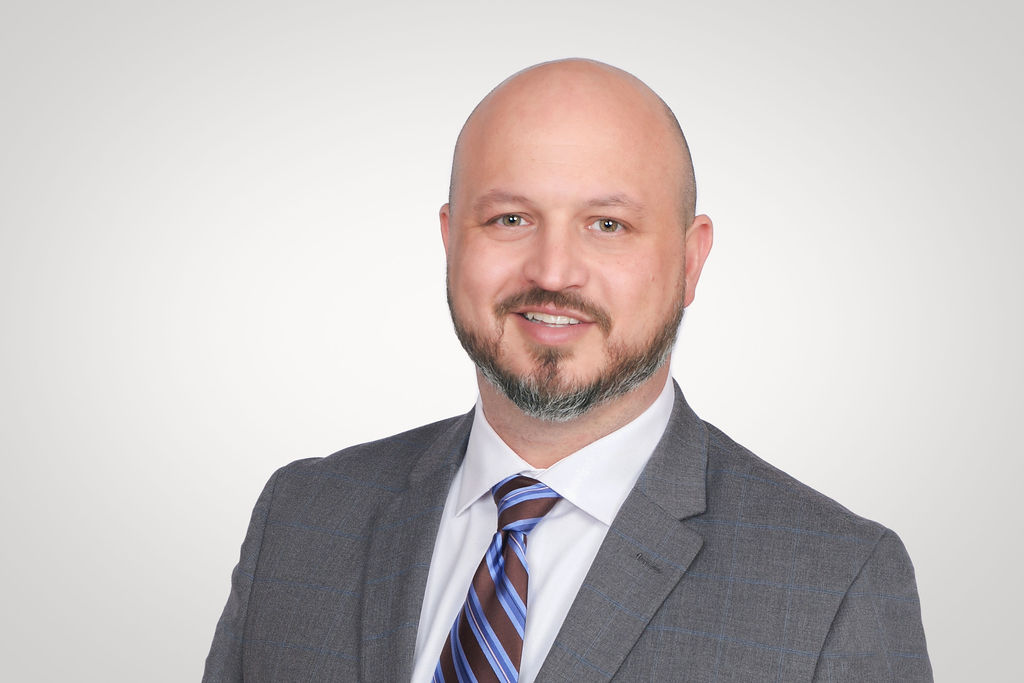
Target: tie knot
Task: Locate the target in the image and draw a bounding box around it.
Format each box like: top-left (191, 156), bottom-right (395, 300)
top-left (491, 474), bottom-right (561, 534)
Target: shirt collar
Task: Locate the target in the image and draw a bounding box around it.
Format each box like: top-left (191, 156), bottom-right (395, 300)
top-left (455, 377), bottom-right (676, 526)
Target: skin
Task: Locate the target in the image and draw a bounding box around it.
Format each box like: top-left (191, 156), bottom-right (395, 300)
top-left (441, 59), bottom-right (713, 467)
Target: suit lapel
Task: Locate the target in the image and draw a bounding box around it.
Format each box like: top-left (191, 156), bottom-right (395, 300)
top-left (538, 383), bottom-right (708, 681)
top-left (359, 411), bottom-right (474, 682)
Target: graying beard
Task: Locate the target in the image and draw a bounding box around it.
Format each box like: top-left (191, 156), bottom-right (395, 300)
top-left (476, 343), bottom-right (673, 422)
top-left (453, 307), bottom-right (682, 423)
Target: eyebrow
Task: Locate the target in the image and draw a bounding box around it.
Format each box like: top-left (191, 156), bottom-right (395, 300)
top-left (472, 190), bottom-right (533, 214)
top-left (583, 193), bottom-right (646, 215)
top-left (471, 189), bottom-right (646, 216)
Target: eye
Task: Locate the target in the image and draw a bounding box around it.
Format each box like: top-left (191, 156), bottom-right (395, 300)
top-left (495, 214), bottom-right (527, 227)
top-left (590, 218), bottom-right (625, 233)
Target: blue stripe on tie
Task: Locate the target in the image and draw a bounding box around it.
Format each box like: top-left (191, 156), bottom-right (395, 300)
top-left (508, 531), bottom-right (528, 568)
top-left (485, 540), bottom-right (527, 635)
top-left (485, 540), bottom-right (526, 630)
top-left (450, 612), bottom-right (478, 683)
top-left (504, 516), bottom-right (546, 534)
top-left (498, 494), bottom-right (558, 518)
top-left (466, 585), bottom-right (517, 681)
top-left (507, 484), bottom-right (558, 500)
top-left (497, 486), bottom-right (559, 515)
top-left (495, 478), bottom-right (552, 501)
top-left (501, 485), bottom-right (545, 505)
top-left (496, 573), bottom-right (527, 637)
top-left (484, 535), bottom-right (506, 584)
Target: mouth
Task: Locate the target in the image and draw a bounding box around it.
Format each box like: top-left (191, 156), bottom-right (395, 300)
top-left (494, 287), bottom-right (611, 335)
top-left (521, 311), bottom-right (582, 327)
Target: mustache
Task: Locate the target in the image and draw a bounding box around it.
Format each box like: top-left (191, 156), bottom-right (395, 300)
top-left (494, 288), bottom-right (612, 334)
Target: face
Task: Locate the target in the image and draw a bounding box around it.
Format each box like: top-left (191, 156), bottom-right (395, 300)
top-left (442, 67), bottom-right (711, 421)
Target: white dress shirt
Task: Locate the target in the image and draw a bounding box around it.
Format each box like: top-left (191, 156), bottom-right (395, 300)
top-left (409, 378), bottom-right (675, 683)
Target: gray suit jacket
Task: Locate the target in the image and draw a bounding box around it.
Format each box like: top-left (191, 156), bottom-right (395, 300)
top-left (205, 385), bottom-right (931, 681)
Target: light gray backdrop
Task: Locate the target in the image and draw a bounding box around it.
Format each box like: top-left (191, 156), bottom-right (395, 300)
top-left (2, 1), bottom-right (1020, 680)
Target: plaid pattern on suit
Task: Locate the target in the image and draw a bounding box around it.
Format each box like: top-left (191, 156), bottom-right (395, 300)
top-left (204, 383), bottom-right (931, 681)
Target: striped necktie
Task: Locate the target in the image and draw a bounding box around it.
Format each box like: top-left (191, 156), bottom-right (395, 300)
top-left (434, 474), bottom-right (561, 683)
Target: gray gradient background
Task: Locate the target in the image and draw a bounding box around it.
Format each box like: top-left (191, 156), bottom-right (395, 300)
top-left (2, 1), bottom-right (1020, 680)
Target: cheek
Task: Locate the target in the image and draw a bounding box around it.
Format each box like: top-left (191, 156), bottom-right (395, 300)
top-left (649, 239), bottom-right (686, 288)
top-left (450, 242), bottom-right (518, 312)
top-left (616, 250), bottom-right (677, 285)
top-left (603, 251), bottom-right (684, 323)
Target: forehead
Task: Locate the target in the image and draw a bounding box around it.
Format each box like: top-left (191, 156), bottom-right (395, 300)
top-left (453, 78), bottom-right (684, 211)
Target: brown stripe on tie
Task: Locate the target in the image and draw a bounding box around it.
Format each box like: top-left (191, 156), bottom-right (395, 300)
top-left (498, 497), bottom-right (559, 530)
top-left (493, 476), bottom-right (532, 502)
top-left (458, 612), bottom-right (502, 683)
top-left (438, 634), bottom-right (458, 682)
top-left (469, 556), bottom-right (522, 662)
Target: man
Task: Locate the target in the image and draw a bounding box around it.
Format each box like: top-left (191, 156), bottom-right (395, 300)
top-left (205, 59), bottom-right (931, 681)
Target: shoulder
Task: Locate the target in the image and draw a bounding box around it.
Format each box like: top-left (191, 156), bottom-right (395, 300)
top-left (271, 411), bottom-right (473, 490)
top-left (689, 423), bottom-right (927, 666)
top-left (234, 412), bottom-right (473, 573)
top-left (695, 422), bottom-right (909, 589)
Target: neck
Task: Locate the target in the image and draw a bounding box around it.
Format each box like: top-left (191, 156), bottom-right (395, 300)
top-left (477, 364), bottom-right (671, 469)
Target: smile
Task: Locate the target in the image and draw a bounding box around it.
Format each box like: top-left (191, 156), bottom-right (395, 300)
top-left (522, 312), bottom-right (581, 327)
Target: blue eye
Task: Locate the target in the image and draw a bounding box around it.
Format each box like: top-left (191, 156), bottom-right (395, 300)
top-left (591, 218), bottom-right (624, 233)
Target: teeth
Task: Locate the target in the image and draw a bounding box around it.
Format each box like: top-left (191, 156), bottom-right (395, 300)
top-left (524, 312), bottom-right (581, 326)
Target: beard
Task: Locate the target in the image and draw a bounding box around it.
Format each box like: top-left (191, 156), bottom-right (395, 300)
top-left (448, 283), bottom-right (684, 422)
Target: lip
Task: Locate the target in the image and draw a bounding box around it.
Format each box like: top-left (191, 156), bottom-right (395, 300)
top-left (512, 305), bottom-right (593, 324)
top-left (511, 309), bottom-right (594, 345)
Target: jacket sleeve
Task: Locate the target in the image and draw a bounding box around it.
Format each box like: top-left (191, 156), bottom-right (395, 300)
top-left (202, 470), bottom-right (280, 682)
top-left (812, 528), bottom-right (932, 681)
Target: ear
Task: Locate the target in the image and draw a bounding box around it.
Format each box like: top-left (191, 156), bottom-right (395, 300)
top-left (440, 203), bottom-right (451, 257)
top-left (682, 214), bottom-right (713, 308)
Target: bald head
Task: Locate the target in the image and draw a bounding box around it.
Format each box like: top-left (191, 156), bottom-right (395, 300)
top-left (449, 59), bottom-right (697, 226)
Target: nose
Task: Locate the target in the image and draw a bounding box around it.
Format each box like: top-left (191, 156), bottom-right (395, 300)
top-left (520, 222), bottom-right (588, 292)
